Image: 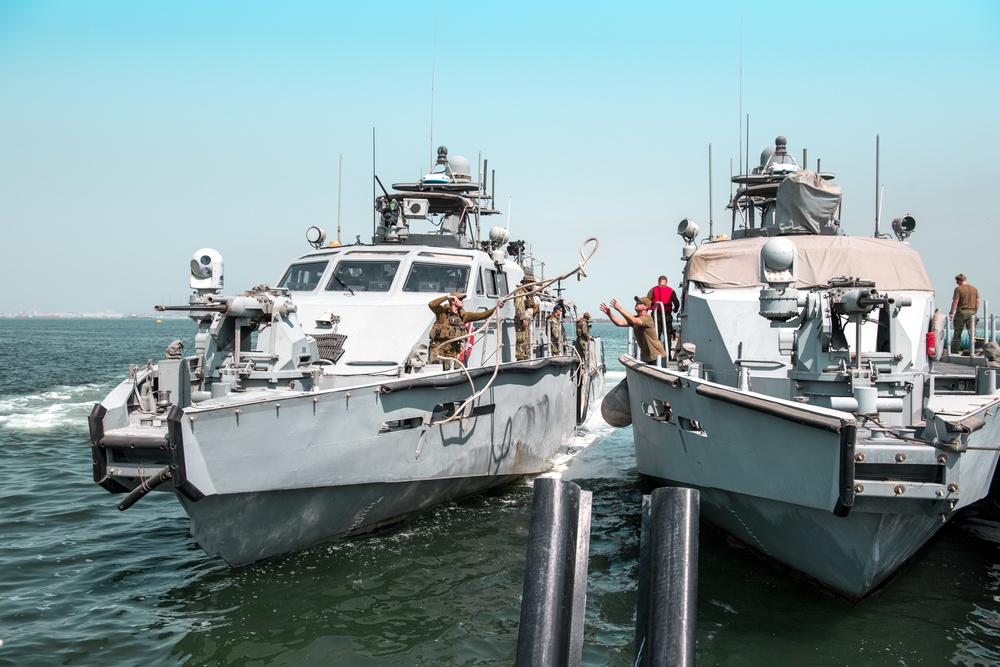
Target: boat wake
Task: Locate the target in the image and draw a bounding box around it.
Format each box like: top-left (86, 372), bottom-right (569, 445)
top-left (0, 384), bottom-right (107, 430)
top-left (539, 403), bottom-right (616, 479)
top-left (604, 370), bottom-right (625, 384)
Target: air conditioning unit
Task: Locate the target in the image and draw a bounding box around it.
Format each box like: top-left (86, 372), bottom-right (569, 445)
top-left (403, 198), bottom-right (429, 218)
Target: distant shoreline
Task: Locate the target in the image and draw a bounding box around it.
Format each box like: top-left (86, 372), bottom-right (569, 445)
top-left (0, 313), bottom-right (185, 320)
top-left (3, 313), bottom-right (614, 323)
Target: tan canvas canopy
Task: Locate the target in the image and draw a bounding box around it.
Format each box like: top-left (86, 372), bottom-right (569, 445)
top-left (686, 235), bottom-right (933, 291)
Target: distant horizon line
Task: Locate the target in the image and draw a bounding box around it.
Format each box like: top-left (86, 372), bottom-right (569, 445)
top-left (0, 312), bottom-right (186, 319)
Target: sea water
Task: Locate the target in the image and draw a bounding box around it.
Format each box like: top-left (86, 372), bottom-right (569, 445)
top-left (1, 319), bottom-right (999, 666)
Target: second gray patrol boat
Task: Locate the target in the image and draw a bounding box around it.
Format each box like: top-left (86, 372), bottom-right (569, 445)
top-left (605, 136), bottom-right (1000, 600)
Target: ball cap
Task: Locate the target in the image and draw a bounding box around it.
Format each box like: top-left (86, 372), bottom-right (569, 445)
top-left (450, 292), bottom-right (467, 300)
top-left (634, 296), bottom-right (651, 307)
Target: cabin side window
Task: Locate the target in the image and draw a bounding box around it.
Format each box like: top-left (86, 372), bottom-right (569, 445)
top-left (497, 272), bottom-right (509, 297)
top-left (402, 263), bottom-right (471, 293)
top-left (476, 270), bottom-right (485, 296)
top-left (326, 261), bottom-right (400, 292)
top-left (485, 269), bottom-right (499, 298)
top-left (278, 261), bottom-right (329, 292)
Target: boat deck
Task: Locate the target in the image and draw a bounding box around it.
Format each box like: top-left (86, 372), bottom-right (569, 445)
top-left (930, 358), bottom-right (980, 376)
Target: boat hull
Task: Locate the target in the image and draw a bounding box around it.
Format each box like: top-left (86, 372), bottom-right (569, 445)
top-left (181, 474), bottom-right (520, 565)
top-left (641, 475), bottom-right (943, 599)
top-left (95, 359), bottom-right (585, 565)
top-left (624, 358), bottom-right (1000, 600)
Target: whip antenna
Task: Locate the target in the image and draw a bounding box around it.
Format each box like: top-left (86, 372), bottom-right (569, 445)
top-left (337, 153), bottom-right (343, 244)
top-left (429, 0), bottom-right (438, 165)
top-left (708, 143), bottom-right (714, 239)
top-left (874, 134), bottom-right (881, 238)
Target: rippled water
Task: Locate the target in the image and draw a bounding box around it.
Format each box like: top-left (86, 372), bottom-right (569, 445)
top-left (2, 319), bottom-right (999, 666)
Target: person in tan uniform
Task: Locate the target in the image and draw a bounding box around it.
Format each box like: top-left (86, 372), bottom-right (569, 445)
top-left (548, 304), bottom-right (565, 356)
top-left (599, 296), bottom-right (666, 364)
top-left (428, 292), bottom-right (505, 367)
top-left (950, 273), bottom-right (980, 354)
top-left (575, 311), bottom-right (593, 362)
top-left (514, 277), bottom-right (538, 361)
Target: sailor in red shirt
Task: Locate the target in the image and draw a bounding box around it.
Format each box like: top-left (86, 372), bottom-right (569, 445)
top-left (647, 275), bottom-right (680, 357)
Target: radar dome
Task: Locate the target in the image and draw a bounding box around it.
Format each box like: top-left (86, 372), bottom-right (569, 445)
top-left (449, 155), bottom-right (472, 181)
top-left (759, 145), bottom-right (775, 166)
top-left (761, 237), bottom-right (796, 272)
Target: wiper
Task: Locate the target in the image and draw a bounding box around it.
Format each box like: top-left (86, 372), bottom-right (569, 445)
top-left (335, 276), bottom-right (355, 295)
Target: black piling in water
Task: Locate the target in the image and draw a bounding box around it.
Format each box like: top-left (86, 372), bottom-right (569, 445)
top-left (635, 487), bottom-right (700, 667)
top-left (515, 477), bottom-right (593, 667)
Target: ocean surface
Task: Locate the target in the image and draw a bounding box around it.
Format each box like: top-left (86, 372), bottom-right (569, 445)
top-left (2, 318), bottom-right (1000, 666)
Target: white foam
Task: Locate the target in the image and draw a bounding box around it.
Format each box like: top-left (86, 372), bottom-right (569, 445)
top-left (539, 408), bottom-right (616, 479)
top-left (0, 384), bottom-right (108, 430)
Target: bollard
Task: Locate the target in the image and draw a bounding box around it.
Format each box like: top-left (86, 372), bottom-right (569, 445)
top-left (516, 478), bottom-right (592, 667)
top-left (635, 487), bottom-right (700, 667)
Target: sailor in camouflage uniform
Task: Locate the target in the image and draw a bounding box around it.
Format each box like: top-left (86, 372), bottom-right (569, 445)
top-left (575, 311), bottom-right (593, 364)
top-left (514, 277), bottom-right (538, 361)
top-left (548, 304), bottom-right (565, 356)
top-left (428, 292), bottom-right (504, 368)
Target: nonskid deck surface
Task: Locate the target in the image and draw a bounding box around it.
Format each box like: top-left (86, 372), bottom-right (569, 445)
top-left (653, 357), bottom-right (985, 377)
top-left (930, 359), bottom-right (981, 376)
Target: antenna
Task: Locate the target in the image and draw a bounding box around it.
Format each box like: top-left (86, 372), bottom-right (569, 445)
top-left (337, 153), bottom-right (343, 244)
top-left (708, 143), bottom-right (714, 239)
top-left (738, 0), bottom-right (743, 177)
top-left (874, 134), bottom-right (881, 238)
top-left (878, 185), bottom-right (885, 237)
top-left (372, 127), bottom-right (377, 239)
top-left (429, 0), bottom-right (438, 165)
top-left (729, 157), bottom-right (735, 236)
top-left (745, 114), bottom-right (750, 180)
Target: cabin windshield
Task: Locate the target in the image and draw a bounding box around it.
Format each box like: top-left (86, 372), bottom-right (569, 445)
top-left (326, 260), bottom-right (400, 292)
top-left (402, 262), bottom-right (471, 293)
top-left (278, 261), bottom-right (329, 292)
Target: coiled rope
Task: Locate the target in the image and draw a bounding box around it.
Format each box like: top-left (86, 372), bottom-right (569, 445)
top-left (430, 237), bottom-right (599, 425)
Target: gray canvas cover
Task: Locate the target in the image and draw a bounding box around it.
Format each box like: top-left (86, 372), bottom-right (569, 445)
top-left (686, 235), bottom-right (933, 292)
top-left (770, 169), bottom-right (842, 234)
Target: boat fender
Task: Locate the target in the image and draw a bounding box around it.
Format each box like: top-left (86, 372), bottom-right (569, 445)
top-left (601, 379), bottom-right (632, 427)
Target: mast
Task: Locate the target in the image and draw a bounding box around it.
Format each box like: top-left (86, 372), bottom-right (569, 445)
top-left (874, 134), bottom-right (881, 238)
top-left (337, 153), bottom-right (343, 244)
top-left (708, 143), bottom-right (714, 239)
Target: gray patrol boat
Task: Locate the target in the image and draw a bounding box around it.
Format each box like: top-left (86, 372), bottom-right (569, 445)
top-left (89, 145), bottom-right (605, 565)
top-left (604, 136), bottom-right (1000, 600)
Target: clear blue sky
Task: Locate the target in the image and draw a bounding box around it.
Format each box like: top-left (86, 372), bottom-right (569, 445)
top-left (1, 1), bottom-right (998, 314)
